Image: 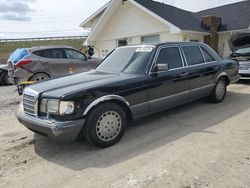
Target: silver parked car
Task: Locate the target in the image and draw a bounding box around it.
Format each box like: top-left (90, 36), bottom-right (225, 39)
top-left (8, 45), bottom-right (102, 84)
top-left (229, 33), bottom-right (250, 79)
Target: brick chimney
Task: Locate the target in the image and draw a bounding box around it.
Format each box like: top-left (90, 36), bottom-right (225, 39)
top-left (201, 16), bottom-right (221, 53)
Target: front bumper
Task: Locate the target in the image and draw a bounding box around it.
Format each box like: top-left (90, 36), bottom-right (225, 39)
top-left (8, 68), bottom-right (32, 85)
top-left (239, 70), bottom-right (250, 79)
top-left (16, 107), bottom-right (86, 142)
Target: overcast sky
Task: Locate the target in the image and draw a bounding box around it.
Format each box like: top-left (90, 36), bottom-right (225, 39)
top-left (0, 0), bottom-right (244, 39)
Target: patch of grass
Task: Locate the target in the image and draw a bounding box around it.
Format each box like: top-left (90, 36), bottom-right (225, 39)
top-left (0, 39), bottom-right (85, 64)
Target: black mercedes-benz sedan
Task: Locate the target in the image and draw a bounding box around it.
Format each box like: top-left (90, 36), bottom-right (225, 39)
top-left (16, 42), bottom-right (240, 148)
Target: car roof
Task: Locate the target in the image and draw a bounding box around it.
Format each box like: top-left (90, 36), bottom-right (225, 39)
top-left (117, 42), bottom-right (206, 49)
top-left (28, 45), bottom-right (77, 52)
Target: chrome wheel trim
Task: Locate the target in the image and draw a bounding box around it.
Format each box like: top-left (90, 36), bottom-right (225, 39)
top-left (96, 111), bottom-right (122, 142)
top-left (31, 74), bottom-right (49, 82)
top-left (216, 81), bottom-right (226, 100)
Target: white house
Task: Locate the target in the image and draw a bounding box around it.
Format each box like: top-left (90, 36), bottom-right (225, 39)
top-left (80, 0), bottom-right (250, 58)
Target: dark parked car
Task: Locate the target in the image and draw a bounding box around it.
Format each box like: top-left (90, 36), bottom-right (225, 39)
top-left (16, 42), bottom-right (239, 148)
top-left (229, 33), bottom-right (250, 79)
top-left (8, 45), bottom-right (102, 85)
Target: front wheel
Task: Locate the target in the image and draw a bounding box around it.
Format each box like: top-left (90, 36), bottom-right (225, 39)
top-left (82, 102), bottom-right (127, 148)
top-left (208, 77), bottom-right (227, 103)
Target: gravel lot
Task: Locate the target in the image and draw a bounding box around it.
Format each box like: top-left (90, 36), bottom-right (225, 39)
top-left (0, 82), bottom-right (250, 188)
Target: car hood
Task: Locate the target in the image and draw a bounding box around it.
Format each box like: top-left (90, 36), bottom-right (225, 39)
top-left (28, 70), bottom-right (139, 98)
top-left (229, 33), bottom-right (250, 52)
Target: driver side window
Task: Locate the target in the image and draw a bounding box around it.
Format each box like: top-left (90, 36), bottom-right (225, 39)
top-left (64, 49), bottom-right (86, 60)
top-left (156, 47), bottom-right (183, 70)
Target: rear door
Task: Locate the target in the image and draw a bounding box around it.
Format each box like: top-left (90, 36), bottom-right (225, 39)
top-left (181, 45), bottom-right (218, 97)
top-left (35, 49), bottom-right (70, 78)
top-left (64, 48), bottom-right (93, 74)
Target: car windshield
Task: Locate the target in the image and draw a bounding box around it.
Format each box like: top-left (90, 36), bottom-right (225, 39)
top-left (96, 46), bottom-right (154, 74)
top-left (235, 47), bottom-right (250, 54)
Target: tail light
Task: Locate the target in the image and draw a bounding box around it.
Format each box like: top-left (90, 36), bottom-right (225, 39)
top-left (16, 59), bottom-right (32, 67)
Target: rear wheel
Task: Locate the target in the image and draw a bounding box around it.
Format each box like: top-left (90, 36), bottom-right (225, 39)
top-left (209, 77), bottom-right (227, 103)
top-left (30, 73), bottom-right (50, 82)
top-left (82, 102), bottom-right (127, 148)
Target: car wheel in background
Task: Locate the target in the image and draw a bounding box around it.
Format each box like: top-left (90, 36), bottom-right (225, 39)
top-left (30, 73), bottom-right (50, 82)
top-left (82, 102), bottom-right (127, 148)
top-left (209, 77), bottom-right (227, 103)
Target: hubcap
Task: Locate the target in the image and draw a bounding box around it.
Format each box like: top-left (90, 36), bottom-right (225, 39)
top-left (216, 81), bottom-right (225, 99)
top-left (96, 111), bottom-right (122, 142)
top-left (32, 75), bottom-right (48, 82)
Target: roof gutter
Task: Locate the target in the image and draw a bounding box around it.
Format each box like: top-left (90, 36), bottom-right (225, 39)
top-left (79, 2), bottom-right (109, 27)
top-left (181, 30), bottom-right (210, 35)
top-left (217, 28), bottom-right (250, 34)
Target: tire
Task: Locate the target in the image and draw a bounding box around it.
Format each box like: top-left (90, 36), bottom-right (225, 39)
top-left (30, 73), bottom-right (50, 82)
top-left (0, 72), bottom-right (3, 85)
top-left (82, 102), bottom-right (127, 148)
top-left (2, 71), bottom-right (11, 86)
top-left (209, 77), bottom-right (227, 103)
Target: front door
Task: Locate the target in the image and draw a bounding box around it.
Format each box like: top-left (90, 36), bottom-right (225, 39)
top-left (147, 45), bottom-right (190, 112)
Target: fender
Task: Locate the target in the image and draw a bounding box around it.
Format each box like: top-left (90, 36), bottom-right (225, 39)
top-left (83, 95), bottom-right (130, 116)
top-left (215, 72), bottom-right (229, 83)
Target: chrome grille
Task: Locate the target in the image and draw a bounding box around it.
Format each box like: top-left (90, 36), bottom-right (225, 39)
top-left (22, 88), bottom-right (39, 116)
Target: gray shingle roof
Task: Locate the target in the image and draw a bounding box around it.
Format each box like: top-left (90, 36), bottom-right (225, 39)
top-left (134, 0), bottom-right (250, 32)
top-left (134, 0), bottom-right (207, 32)
top-left (194, 0), bottom-right (250, 31)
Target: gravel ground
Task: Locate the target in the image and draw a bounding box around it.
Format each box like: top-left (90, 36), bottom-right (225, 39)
top-left (0, 86), bottom-right (20, 119)
top-left (0, 82), bottom-right (250, 188)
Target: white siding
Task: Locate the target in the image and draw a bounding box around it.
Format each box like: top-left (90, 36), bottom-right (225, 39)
top-left (92, 1), bottom-right (187, 58)
top-left (182, 33), bottom-right (204, 42)
top-left (218, 33), bottom-right (231, 58)
top-left (160, 32), bottom-right (183, 42)
top-left (96, 1), bottom-right (169, 41)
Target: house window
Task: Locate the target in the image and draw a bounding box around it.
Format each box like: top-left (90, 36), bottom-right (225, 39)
top-left (118, 39), bottom-right (128, 47)
top-left (141, 35), bottom-right (160, 44)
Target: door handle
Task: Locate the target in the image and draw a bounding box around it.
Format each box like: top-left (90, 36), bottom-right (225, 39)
top-left (180, 72), bottom-right (189, 77)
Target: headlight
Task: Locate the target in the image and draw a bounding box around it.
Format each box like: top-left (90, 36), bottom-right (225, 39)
top-left (59, 101), bottom-right (75, 115)
top-left (40, 99), bottom-right (74, 115)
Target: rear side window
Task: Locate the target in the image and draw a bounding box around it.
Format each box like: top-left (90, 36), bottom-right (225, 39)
top-left (182, 46), bottom-right (205, 66)
top-left (156, 47), bottom-right (183, 70)
top-left (33, 49), bottom-right (65, 59)
top-left (201, 48), bottom-right (215, 62)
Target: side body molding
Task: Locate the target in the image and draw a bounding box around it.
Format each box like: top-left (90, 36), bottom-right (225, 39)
top-left (83, 95), bottom-right (130, 116)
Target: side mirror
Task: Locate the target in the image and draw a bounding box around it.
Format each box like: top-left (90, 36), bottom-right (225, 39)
top-left (152, 64), bottom-right (169, 72)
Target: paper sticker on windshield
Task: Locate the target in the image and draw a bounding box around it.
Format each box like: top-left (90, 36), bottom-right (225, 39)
top-left (136, 47), bottom-right (153, 52)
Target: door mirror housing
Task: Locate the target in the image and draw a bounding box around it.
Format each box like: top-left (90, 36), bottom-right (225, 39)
top-left (152, 64), bottom-right (169, 72)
